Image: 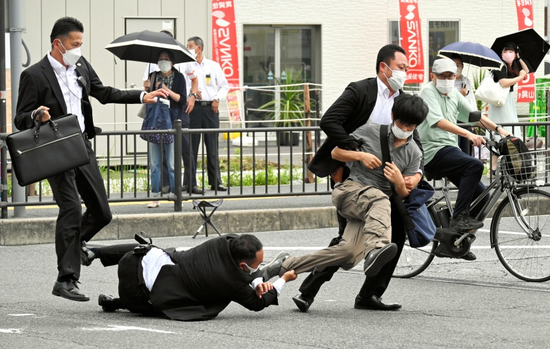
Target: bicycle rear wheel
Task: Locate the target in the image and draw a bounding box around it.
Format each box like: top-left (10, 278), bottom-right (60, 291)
top-left (393, 239), bottom-right (437, 278)
top-left (491, 188), bottom-right (550, 282)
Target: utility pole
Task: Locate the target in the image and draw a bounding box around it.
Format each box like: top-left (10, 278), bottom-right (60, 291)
top-left (0, 0), bottom-right (7, 218)
top-left (8, 0), bottom-right (25, 217)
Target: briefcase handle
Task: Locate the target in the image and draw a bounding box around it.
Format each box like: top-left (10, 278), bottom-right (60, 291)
top-left (34, 110), bottom-right (59, 144)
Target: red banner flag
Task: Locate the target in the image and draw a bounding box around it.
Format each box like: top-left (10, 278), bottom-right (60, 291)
top-left (399, 0), bottom-right (425, 83)
top-left (212, 0), bottom-right (239, 87)
top-left (515, 0), bottom-right (534, 103)
top-left (212, 0), bottom-right (241, 122)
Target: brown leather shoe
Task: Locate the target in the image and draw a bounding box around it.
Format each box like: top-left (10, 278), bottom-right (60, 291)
top-left (354, 295), bottom-right (401, 311)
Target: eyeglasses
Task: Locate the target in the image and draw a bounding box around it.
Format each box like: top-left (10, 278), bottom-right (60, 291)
top-left (435, 73), bottom-right (456, 80)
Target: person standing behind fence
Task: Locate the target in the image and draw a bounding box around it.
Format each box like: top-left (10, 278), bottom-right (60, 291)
top-left (451, 54), bottom-right (477, 156)
top-left (487, 42), bottom-right (529, 174)
top-left (14, 17), bottom-right (168, 302)
top-left (145, 51), bottom-right (197, 208)
top-left (141, 30), bottom-right (201, 195)
top-left (185, 36), bottom-right (229, 192)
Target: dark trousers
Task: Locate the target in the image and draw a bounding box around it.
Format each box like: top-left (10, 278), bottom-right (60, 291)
top-left (425, 146), bottom-right (488, 218)
top-left (47, 138), bottom-right (112, 281)
top-left (99, 244), bottom-right (157, 314)
top-left (458, 126), bottom-right (472, 155)
top-left (298, 198), bottom-right (406, 302)
top-left (180, 113), bottom-right (196, 187)
top-left (189, 104), bottom-right (222, 187)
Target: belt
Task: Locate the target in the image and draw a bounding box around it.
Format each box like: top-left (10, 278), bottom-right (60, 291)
top-left (198, 101), bottom-right (213, 106)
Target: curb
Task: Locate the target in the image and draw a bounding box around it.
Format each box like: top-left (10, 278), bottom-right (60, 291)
top-left (0, 207), bottom-right (339, 246)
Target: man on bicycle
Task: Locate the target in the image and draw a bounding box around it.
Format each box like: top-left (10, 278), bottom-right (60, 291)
top-left (418, 59), bottom-right (510, 259)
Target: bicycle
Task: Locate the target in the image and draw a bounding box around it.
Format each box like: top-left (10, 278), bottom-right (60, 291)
top-left (394, 133), bottom-right (550, 282)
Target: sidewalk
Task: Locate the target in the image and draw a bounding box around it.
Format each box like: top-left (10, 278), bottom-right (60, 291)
top-left (0, 189), bottom-right (337, 246)
top-left (0, 175), bottom-right (498, 246)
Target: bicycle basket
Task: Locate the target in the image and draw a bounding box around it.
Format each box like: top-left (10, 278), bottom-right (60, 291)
top-left (498, 137), bottom-right (537, 182)
top-left (498, 148), bottom-right (548, 184)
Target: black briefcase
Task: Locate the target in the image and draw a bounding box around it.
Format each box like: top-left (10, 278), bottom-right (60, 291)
top-left (6, 114), bottom-right (90, 186)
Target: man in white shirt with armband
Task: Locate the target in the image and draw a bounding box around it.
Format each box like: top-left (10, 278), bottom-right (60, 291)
top-left (88, 234), bottom-right (296, 321)
top-left (185, 36), bottom-right (230, 192)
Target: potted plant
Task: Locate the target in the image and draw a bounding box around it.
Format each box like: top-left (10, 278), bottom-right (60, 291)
top-left (259, 68), bottom-right (306, 146)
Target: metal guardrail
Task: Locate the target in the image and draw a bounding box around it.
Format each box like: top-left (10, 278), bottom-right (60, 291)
top-left (1, 119), bottom-right (549, 219)
top-left (0, 120), bottom-right (332, 217)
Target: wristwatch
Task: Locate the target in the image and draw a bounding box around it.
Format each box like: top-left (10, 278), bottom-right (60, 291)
top-left (190, 92), bottom-right (199, 99)
top-left (495, 125), bottom-right (503, 133)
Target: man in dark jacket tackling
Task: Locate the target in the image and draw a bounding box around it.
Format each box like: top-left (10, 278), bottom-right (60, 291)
top-left (294, 44), bottom-right (424, 312)
top-left (90, 234), bottom-right (296, 321)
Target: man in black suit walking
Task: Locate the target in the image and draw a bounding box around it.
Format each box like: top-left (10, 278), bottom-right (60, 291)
top-left (92, 234), bottom-right (297, 321)
top-left (293, 44), bottom-right (424, 312)
top-left (14, 17), bottom-right (168, 302)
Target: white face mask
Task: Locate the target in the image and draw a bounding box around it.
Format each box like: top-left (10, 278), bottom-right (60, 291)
top-left (502, 52), bottom-right (516, 64)
top-left (244, 263), bottom-right (259, 275)
top-left (188, 48), bottom-right (197, 58)
top-left (391, 123), bottom-right (413, 140)
top-left (158, 60), bottom-right (172, 74)
top-left (58, 41), bottom-right (81, 67)
top-left (435, 78), bottom-right (455, 94)
top-left (383, 63), bottom-right (407, 91)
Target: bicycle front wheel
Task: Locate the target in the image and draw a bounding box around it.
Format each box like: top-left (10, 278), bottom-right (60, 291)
top-left (393, 239), bottom-right (437, 278)
top-left (491, 188), bottom-right (550, 282)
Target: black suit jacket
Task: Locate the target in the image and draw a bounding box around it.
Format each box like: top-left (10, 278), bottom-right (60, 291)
top-left (308, 77), bottom-right (424, 177)
top-left (149, 235), bottom-right (279, 321)
top-left (15, 55), bottom-right (142, 138)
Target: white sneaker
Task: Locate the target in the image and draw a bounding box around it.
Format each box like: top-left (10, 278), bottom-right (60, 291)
top-left (147, 201), bottom-right (160, 208)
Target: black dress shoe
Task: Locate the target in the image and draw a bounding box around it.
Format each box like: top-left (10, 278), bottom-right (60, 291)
top-left (292, 294), bottom-right (313, 313)
top-left (211, 185), bottom-right (227, 191)
top-left (98, 294), bottom-right (123, 312)
top-left (182, 185), bottom-right (204, 194)
top-left (461, 251), bottom-right (477, 261)
top-left (191, 186), bottom-right (204, 194)
top-left (363, 243), bottom-right (397, 277)
top-left (354, 295), bottom-right (401, 311)
top-left (52, 279), bottom-right (90, 302)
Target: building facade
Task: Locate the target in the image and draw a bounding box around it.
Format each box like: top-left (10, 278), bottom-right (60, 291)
top-left (14, 0), bottom-right (548, 154)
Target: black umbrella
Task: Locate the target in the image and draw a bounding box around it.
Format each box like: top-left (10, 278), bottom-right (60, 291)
top-left (105, 30), bottom-right (195, 64)
top-left (438, 41), bottom-right (504, 70)
top-left (491, 28), bottom-right (550, 72)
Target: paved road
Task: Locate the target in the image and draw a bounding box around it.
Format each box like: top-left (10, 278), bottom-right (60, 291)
top-left (1, 228), bottom-right (550, 349)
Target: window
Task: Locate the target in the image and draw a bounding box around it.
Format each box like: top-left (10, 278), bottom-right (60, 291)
top-left (243, 25), bottom-right (321, 127)
top-left (390, 19), bottom-right (459, 73)
top-left (428, 21), bottom-right (460, 69)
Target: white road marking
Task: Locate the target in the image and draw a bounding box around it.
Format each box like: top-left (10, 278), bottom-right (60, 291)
top-left (8, 314), bottom-right (35, 317)
top-left (82, 325), bottom-right (174, 334)
top-left (0, 329), bottom-right (22, 334)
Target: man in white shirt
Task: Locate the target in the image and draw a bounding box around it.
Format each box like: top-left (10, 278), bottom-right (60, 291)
top-left (185, 36), bottom-right (230, 191)
top-left (89, 234), bottom-right (296, 321)
top-left (14, 17), bottom-right (168, 302)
